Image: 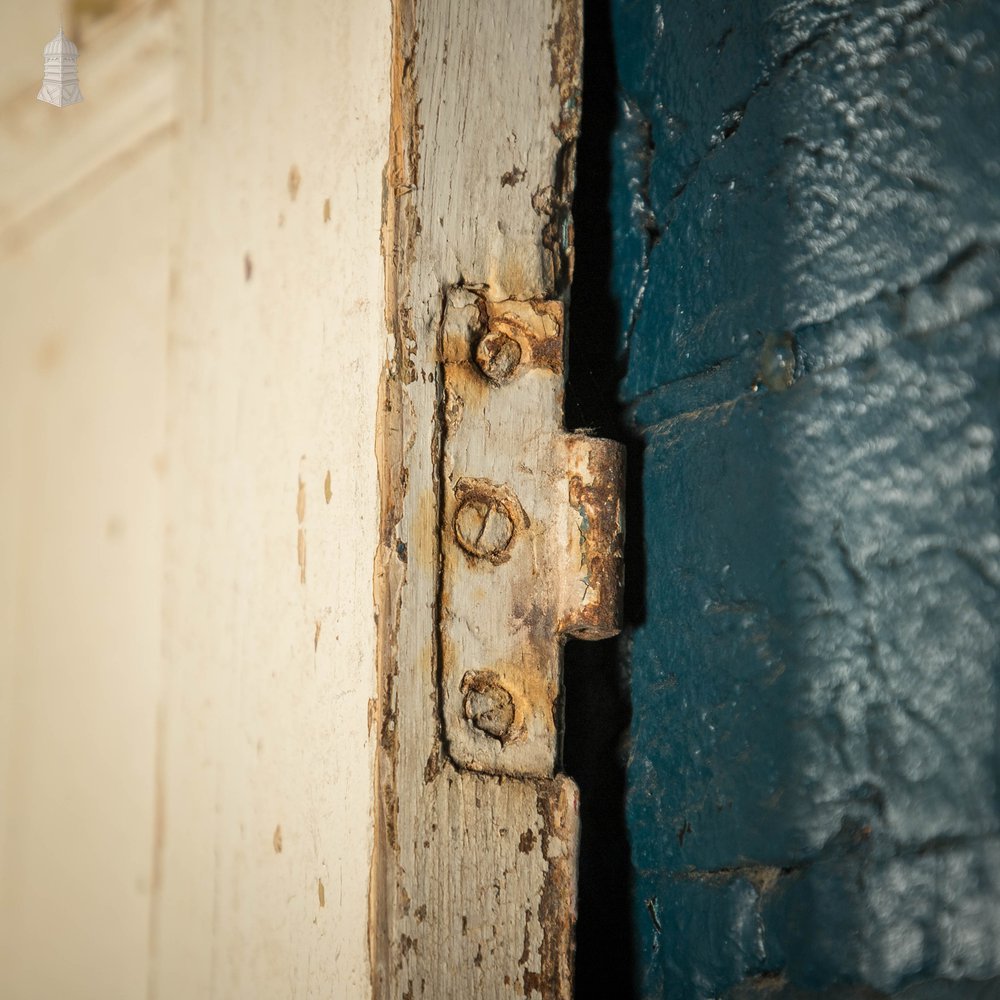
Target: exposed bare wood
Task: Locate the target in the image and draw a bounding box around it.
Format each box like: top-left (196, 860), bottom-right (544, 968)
top-left (374, 1), bottom-right (591, 996)
top-left (2, 2), bottom-right (602, 995)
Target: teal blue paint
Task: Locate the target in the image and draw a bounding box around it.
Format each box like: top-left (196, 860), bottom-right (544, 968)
top-left (611, 1), bottom-right (1000, 996)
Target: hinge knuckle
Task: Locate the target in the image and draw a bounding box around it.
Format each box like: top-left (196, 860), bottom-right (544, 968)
top-left (559, 434), bottom-right (625, 641)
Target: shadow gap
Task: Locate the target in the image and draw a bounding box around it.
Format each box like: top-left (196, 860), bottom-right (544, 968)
top-left (563, 1), bottom-right (642, 996)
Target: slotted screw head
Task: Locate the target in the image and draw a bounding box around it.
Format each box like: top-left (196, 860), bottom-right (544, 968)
top-left (462, 674), bottom-right (516, 744)
top-left (455, 495), bottom-right (515, 559)
top-left (474, 329), bottom-right (522, 385)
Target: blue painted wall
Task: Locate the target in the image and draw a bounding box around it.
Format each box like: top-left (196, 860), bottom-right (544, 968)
top-left (610, 1), bottom-right (1000, 995)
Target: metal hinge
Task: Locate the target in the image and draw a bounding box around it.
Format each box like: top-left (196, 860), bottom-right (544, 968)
top-left (438, 288), bottom-right (624, 778)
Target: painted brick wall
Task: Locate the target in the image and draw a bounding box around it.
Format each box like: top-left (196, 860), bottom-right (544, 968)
top-left (611, 1), bottom-right (1000, 995)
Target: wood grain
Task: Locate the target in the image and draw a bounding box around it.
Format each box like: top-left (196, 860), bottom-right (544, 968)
top-left (374, 1), bottom-right (585, 996)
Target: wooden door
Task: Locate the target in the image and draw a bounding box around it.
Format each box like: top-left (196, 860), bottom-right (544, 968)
top-left (1, 3), bottom-right (607, 998)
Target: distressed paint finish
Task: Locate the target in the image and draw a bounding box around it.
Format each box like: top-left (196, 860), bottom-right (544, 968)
top-left (440, 294), bottom-right (569, 778)
top-left (373, 0), bottom-right (586, 996)
top-left (151, 1), bottom-right (388, 996)
top-left (439, 294), bottom-right (624, 778)
top-left (611, 0), bottom-right (1000, 996)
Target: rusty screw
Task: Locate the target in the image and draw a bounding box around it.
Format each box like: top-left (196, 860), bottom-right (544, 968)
top-left (462, 673), bottom-right (516, 744)
top-left (455, 495), bottom-right (515, 560)
top-left (474, 328), bottom-right (522, 385)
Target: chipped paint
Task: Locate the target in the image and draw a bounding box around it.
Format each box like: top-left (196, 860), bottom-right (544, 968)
top-left (501, 166), bottom-right (527, 187)
top-left (372, 2), bottom-right (588, 997)
top-left (287, 164), bottom-right (301, 201)
top-left (438, 292), bottom-right (624, 778)
top-left (369, 0), bottom-right (420, 987)
top-left (297, 470), bottom-right (307, 584)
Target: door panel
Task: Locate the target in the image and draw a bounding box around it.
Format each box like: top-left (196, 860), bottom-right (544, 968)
top-left (1, 2), bottom-right (387, 997)
top-left (151, 1), bottom-right (388, 996)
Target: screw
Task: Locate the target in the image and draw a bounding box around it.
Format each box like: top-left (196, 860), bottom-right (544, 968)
top-left (475, 328), bottom-right (522, 385)
top-left (455, 495), bottom-right (515, 560)
top-left (462, 673), bottom-right (516, 744)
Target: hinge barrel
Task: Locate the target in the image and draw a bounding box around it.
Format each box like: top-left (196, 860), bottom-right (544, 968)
top-left (559, 434), bottom-right (625, 641)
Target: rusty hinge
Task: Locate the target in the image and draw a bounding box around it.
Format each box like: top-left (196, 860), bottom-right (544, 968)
top-left (438, 288), bottom-right (624, 778)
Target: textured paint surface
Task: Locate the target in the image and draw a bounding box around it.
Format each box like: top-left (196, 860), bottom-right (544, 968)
top-left (373, 3), bottom-right (586, 995)
top-left (612, 1), bottom-right (1000, 996)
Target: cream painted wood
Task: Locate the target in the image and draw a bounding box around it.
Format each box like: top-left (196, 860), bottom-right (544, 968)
top-left (0, 6), bottom-right (174, 999)
top-left (373, 1), bottom-right (585, 996)
top-left (149, 2), bottom-right (390, 998)
top-left (2, 1), bottom-right (388, 998)
top-left (2, 2), bottom-right (586, 997)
